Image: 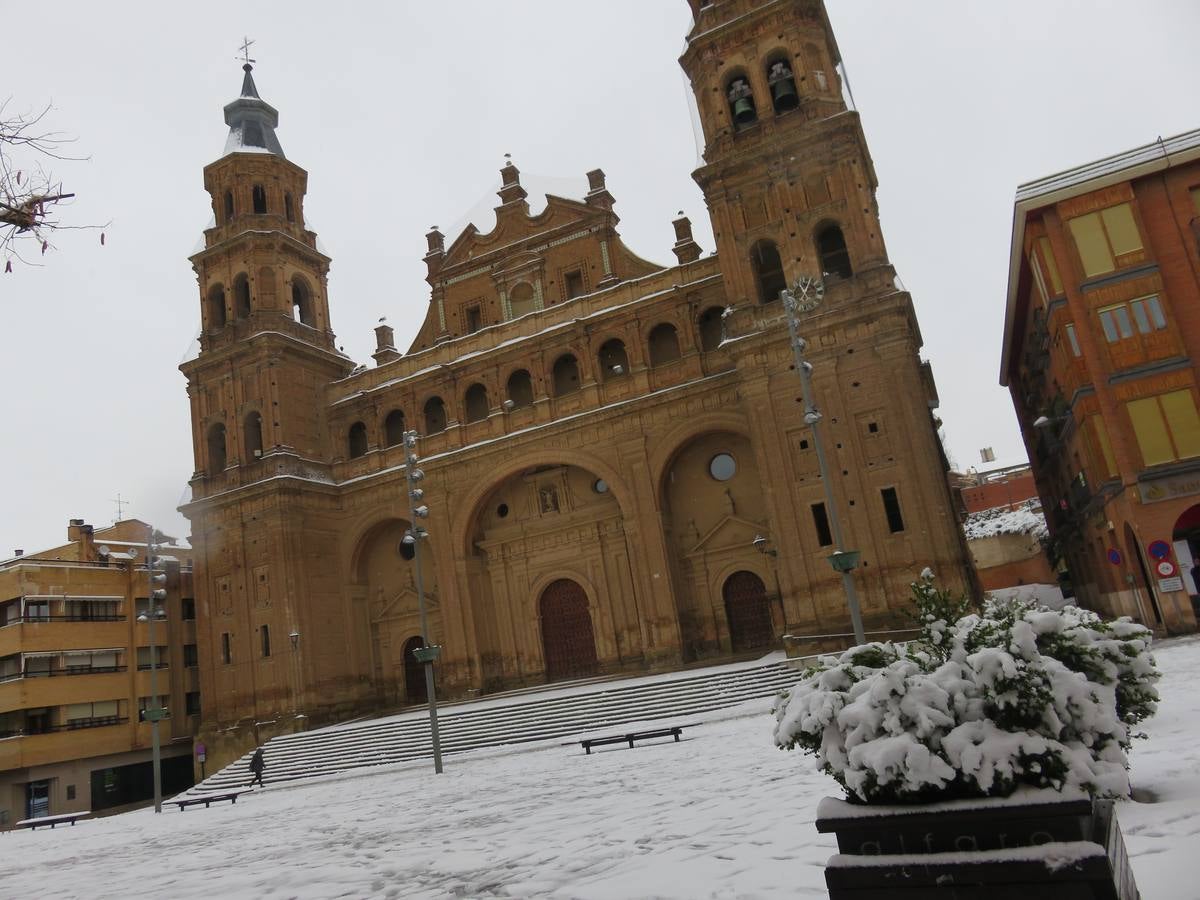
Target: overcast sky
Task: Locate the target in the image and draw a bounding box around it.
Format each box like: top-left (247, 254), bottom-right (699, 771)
top-left (2, 1), bottom-right (1197, 558)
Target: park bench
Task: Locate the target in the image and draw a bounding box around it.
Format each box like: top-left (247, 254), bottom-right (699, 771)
top-left (580, 725), bottom-right (689, 754)
top-left (16, 811), bottom-right (90, 830)
top-left (172, 791), bottom-right (245, 811)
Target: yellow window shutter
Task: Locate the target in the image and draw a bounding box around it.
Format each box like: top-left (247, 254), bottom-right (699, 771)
top-left (1162, 389), bottom-right (1200, 460)
top-left (1127, 397), bottom-right (1174, 466)
top-left (1069, 213), bottom-right (1114, 277)
top-left (1100, 203), bottom-right (1143, 256)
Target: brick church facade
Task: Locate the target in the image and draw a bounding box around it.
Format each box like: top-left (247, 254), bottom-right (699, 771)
top-left (181, 0), bottom-right (972, 769)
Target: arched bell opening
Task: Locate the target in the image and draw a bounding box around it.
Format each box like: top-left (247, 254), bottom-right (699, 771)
top-left (348, 421), bottom-right (368, 459)
top-left (233, 273), bottom-right (251, 319)
top-left (648, 323), bottom-right (681, 366)
top-left (207, 283), bottom-right (227, 330)
top-left (766, 55), bottom-right (799, 114)
top-left (243, 412), bottom-right (264, 460)
top-left (698, 306), bottom-right (725, 352)
top-left (252, 184), bottom-right (267, 214)
top-left (506, 369), bottom-right (534, 409)
top-left (464, 383), bottom-right (490, 423)
top-left (598, 338), bottom-right (629, 381)
top-left (751, 240), bottom-right (787, 305)
top-left (424, 396), bottom-right (447, 434)
top-left (552, 354), bottom-right (581, 397)
top-left (291, 277), bottom-right (316, 327)
top-left (384, 409), bottom-right (406, 447)
top-left (816, 223), bottom-right (853, 280)
top-left (206, 422), bottom-right (227, 474)
top-left (725, 74), bottom-right (757, 129)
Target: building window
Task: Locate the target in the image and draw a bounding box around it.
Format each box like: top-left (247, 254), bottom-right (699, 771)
top-left (1064, 323), bottom-right (1082, 357)
top-left (66, 785), bottom-right (75, 801)
top-left (464, 304), bottom-right (482, 334)
top-left (424, 396), bottom-right (447, 433)
top-left (464, 383), bottom-right (489, 423)
top-left (552, 354), bottom-right (581, 396)
top-left (136, 646), bottom-right (167, 670)
top-left (867, 421), bottom-right (879, 434)
top-left (261, 624), bottom-right (271, 658)
top-left (1067, 203), bottom-right (1143, 277)
top-left (811, 503), bottom-right (833, 547)
top-left (181, 598), bottom-right (196, 621)
top-left (751, 240), bottom-right (786, 304)
top-left (221, 632), bottom-right (232, 665)
top-left (509, 282), bottom-right (537, 318)
top-left (506, 370), bottom-right (534, 408)
top-left (186, 692), bottom-right (201, 716)
top-left (726, 75), bottom-right (757, 128)
top-left (881, 487), bottom-right (905, 533)
top-left (67, 700), bottom-right (119, 728)
top-left (1099, 295), bottom-right (1166, 343)
top-left (816, 224), bottom-right (853, 280)
top-left (138, 697), bottom-right (169, 721)
top-left (709, 453), bottom-right (736, 481)
top-left (384, 409), bottom-right (406, 446)
top-left (348, 421), bottom-right (368, 459)
top-left (184, 644), bottom-right (199, 668)
top-left (598, 338), bottom-right (629, 380)
top-left (648, 323), bottom-right (681, 366)
top-left (1126, 389), bottom-right (1200, 467)
top-left (252, 184), bottom-right (267, 214)
top-left (564, 270), bottom-right (585, 299)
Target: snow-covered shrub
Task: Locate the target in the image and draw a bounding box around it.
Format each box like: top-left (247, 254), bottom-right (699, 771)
top-left (773, 571), bottom-right (1160, 804)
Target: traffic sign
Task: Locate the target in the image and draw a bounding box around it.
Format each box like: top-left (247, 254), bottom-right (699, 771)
top-left (1157, 560), bottom-right (1177, 578)
top-left (1106, 548), bottom-right (1122, 565)
top-left (1148, 540), bottom-right (1171, 560)
top-left (195, 741), bottom-right (206, 758)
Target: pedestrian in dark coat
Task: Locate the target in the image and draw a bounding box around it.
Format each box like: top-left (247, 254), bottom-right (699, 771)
top-left (249, 747), bottom-right (265, 787)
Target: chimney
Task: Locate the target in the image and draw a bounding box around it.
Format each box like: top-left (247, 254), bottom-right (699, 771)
top-left (13, 549), bottom-right (22, 558)
top-left (68, 519), bottom-right (97, 561)
top-left (373, 322), bottom-right (401, 366)
top-left (671, 214), bottom-right (702, 264)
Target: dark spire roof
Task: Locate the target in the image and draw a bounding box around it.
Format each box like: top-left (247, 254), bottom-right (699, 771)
top-left (221, 64), bottom-right (285, 159)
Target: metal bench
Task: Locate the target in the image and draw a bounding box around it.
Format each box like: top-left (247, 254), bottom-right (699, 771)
top-left (16, 811), bottom-right (91, 830)
top-left (580, 725), bottom-right (688, 754)
top-left (172, 791), bottom-right (245, 811)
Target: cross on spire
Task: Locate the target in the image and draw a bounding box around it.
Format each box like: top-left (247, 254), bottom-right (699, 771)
top-left (237, 36), bottom-right (256, 67)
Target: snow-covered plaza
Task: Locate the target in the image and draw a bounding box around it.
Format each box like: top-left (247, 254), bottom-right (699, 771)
top-left (3, 636), bottom-right (1198, 899)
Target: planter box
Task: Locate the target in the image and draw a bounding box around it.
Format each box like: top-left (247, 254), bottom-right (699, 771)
top-left (815, 790), bottom-right (1138, 899)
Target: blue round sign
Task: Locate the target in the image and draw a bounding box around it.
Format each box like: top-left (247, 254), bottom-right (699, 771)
top-left (1148, 540), bottom-right (1171, 560)
top-left (1107, 548), bottom-right (1122, 566)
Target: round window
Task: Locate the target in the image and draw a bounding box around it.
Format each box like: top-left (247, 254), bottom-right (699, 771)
top-left (497, 503), bottom-right (509, 518)
top-left (709, 453), bottom-right (736, 481)
top-left (593, 479), bottom-right (609, 494)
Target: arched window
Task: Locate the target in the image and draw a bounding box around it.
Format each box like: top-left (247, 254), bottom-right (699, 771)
top-left (509, 282), bottom-right (537, 318)
top-left (464, 383), bottom-right (489, 423)
top-left (552, 354), bottom-right (581, 396)
top-left (507, 369), bottom-right (534, 409)
top-left (751, 240), bottom-right (787, 304)
top-left (252, 184), bottom-right (267, 214)
top-left (284, 193), bottom-right (295, 223)
top-left (648, 323), bottom-right (681, 366)
top-left (726, 74), bottom-right (757, 128)
top-left (598, 338), bottom-right (629, 381)
top-left (766, 56), bottom-right (799, 114)
top-left (244, 412), bottom-right (263, 460)
top-left (223, 191), bottom-right (234, 222)
top-left (348, 421), bottom-right (368, 459)
top-left (233, 273), bottom-right (251, 319)
top-left (699, 306), bottom-right (725, 352)
top-left (384, 409), bottom-right (406, 447)
top-left (816, 224), bottom-right (853, 280)
top-left (207, 283), bottom-right (227, 330)
top-left (292, 278), bottom-right (315, 327)
top-left (207, 423), bottom-right (227, 474)
top-left (424, 396), bottom-right (447, 434)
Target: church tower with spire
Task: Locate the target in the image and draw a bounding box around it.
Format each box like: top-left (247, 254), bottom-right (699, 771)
top-left (180, 62), bottom-right (359, 765)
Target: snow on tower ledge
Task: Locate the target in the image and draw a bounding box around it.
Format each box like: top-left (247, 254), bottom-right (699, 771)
top-left (221, 63), bottom-right (285, 158)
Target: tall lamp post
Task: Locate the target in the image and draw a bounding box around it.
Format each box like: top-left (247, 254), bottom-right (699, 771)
top-left (400, 429), bottom-right (444, 774)
top-left (138, 527), bottom-right (166, 813)
top-left (781, 279), bottom-right (867, 646)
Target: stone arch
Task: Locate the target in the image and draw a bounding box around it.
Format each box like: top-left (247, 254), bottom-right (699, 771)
top-left (815, 221), bottom-right (852, 280)
top-left (722, 570), bottom-right (774, 651)
top-left (348, 421), bottom-right (368, 459)
top-left (384, 409), bottom-right (406, 446)
top-left (598, 337), bottom-right (629, 381)
top-left (464, 382), bottom-right (490, 423)
top-left (552, 353), bottom-right (581, 396)
top-left (538, 578), bottom-right (599, 681)
top-left (207, 283), bottom-right (227, 330)
top-left (291, 275), bottom-right (316, 327)
top-left (233, 272), bottom-right (251, 319)
top-left (206, 422), bottom-right (227, 474)
top-left (506, 368), bottom-right (534, 408)
top-left (424, 396), bottom-right (447, 434)
top-left (349, 517), bottom-right (442, 701)
top-left (648, 322), bottom-right (681, 366)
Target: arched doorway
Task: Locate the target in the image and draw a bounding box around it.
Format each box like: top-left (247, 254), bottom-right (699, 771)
top-left (403, 635), bottom-right (427, 705)
top-left (1172, 503), bottom-right (1200, 616)
top-left (723, 571), bottom-right (773, 651)
top-left (539, 579), bottom-right (598, 681)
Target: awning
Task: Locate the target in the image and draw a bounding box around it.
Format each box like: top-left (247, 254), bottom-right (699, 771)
top-left (62, 648), bottom-right (122, 656)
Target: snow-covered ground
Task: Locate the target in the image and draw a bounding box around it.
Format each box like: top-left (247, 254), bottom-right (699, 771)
top-left (5, 636), bottom-right (1199, 899)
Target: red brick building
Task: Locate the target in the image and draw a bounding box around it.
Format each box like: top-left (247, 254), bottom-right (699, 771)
top-left (1002, 130), bottom-right (1200, 632)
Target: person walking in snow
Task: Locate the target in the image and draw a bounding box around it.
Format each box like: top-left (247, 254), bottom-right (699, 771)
top-left (249, 747), bottom-right (266, 787)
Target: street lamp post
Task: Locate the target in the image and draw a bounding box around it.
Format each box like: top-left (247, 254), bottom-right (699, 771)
top-left (781, 281), bottom-right (867, 646)
top-left (401, 430), bottom-right (444, 774)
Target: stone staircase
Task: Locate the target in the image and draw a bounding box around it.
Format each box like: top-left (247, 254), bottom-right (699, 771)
top-left (182, 653), bottom-right (800, 795)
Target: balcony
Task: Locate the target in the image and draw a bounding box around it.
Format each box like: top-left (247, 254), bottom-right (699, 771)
top-left (0, 620), bottom-right (130, 658)
top-left (0, 668), bottom-right (128, 711)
